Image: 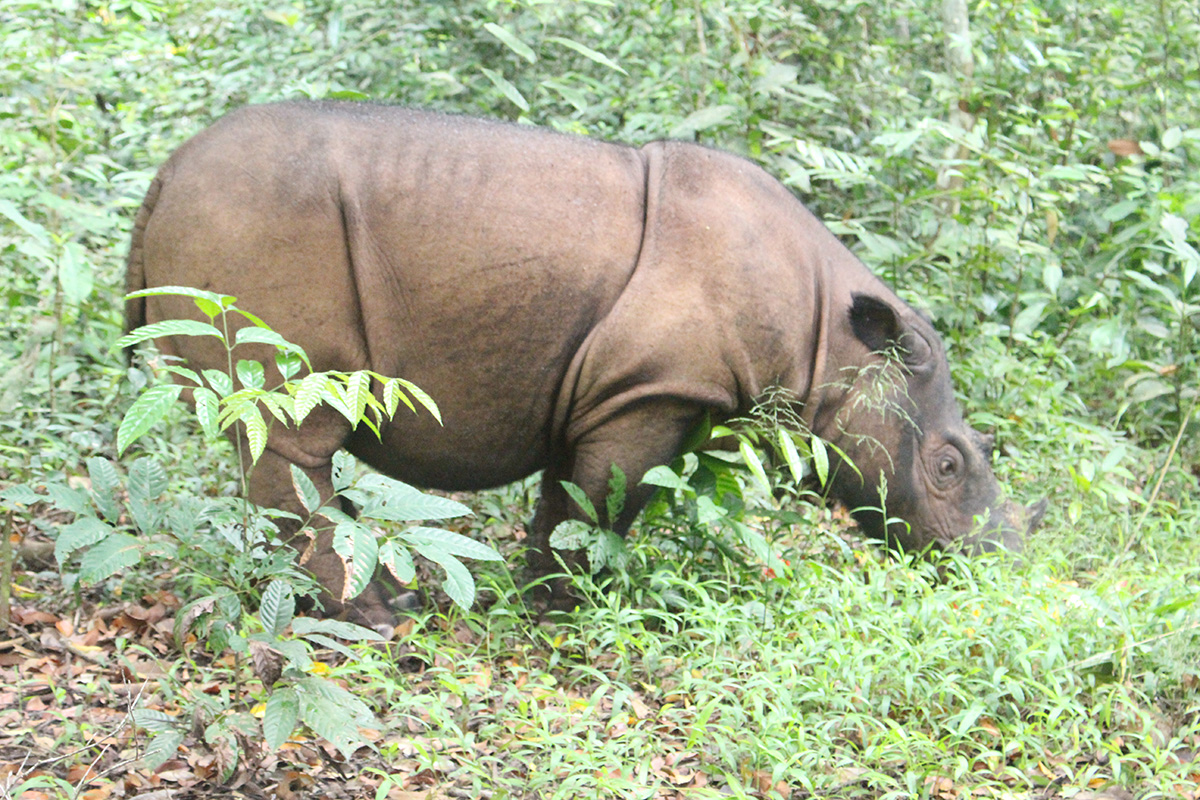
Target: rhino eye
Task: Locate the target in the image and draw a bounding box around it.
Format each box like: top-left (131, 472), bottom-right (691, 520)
top-left (937, 456), bottom-right (958, 476)
top-left (932, 448), bottom-right (964, 486)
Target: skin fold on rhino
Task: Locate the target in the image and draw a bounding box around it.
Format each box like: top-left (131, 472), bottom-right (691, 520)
top-left (124, 101), bottom-right (1039, 624)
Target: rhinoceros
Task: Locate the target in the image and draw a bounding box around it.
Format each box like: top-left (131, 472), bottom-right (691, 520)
top-left (124, 101), bottom-right (1035, 622)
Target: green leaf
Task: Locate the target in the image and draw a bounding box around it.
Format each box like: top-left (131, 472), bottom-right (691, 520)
top-left (141, 729), bottom-right (184, 771)
top-left (112, 319), bottom-right (225, 351)
top-left (345, 371), bottom-right (371, 425)
top-left (78, 532), bottom-right (142, 583)
top-left (0, 484), bottom-right (42, 508)
top-left (738, 441), bottom-right (772, 495)
top-left (559, 481), bottom-right (597, 523)
top-left (379, 540), bottom-right (416, 584)
top-left (640, 465), bottom-right (690, 491)
top-left (393, 379), bottom-right (441, 423)
top-left (402, 526), bottom-right (503, 562)
top-left (117, 383), bottom-right (183, 455)
top-left (297, 676), bottom-right (377, 757)
top-left (480, 67), bottom-right (529, 111)
top-left (127, 457), bottom-right (167, 533)
top-left (259, 581), bottom-right (295, 637)
top-left (126, 285), bottom-right (232, 306)
top-left (263, 687), bottom-right (300, 752)
top-left (352, 475), bottom-right (472, 521)
top-left (202, 369), bottom-right (234, 398)
top-left (193, 386), bottom-right (220, 439)
top-left (777, 430), bottom-right (806, 483)
top-left (670, 105), bottom-right (736, 138)
top-left (331, 450), bottom-right (355, 492)
top-left (55, 516), bottom-right (114, 564)
top-left (811, 436), bottom-right (830, 487)
top-left (484, 22), bottom-right (537, 63)
top-left (241, 406), bottom-right (269, 463)
top-left (0, 198), bottom-right (51, 246)
top-left (133, 708), bottom-right (182, 733)
top-left (293, 372), bottom-right (328, 424)
top-left (276, 350), bottom-right (303, 381)
top-left (290, 465), bottom-right (322, 513)
top-left (605, 465), bottom-right (626, 523)
top-left (549, 519), bottom-right (592, 550)
top-left (332, 521), bottom-right (379, 601)
top-left (235, 326), bottom-right (291, 350)
top-left (291, 617), bottom-right (386, 642)
top-left (58, 243), bottom-right (93, 305)
top-left (86, 457), bottom-right (121, 523)
top-left (435, 551), bottom-right (475, 610)
top-left (236, 359), bottom-right (265, 390)
top-left (547, 35), bottom-right (626, 74)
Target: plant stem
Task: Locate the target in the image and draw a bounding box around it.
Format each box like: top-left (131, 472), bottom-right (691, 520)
top-left (1123, 392), bottom-right (1200, 556)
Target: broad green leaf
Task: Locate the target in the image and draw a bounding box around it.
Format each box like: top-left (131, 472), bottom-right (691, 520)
top-left (695, 496), bottom-right (727, 526)
top-left (161, 365), bottom-right (201, 385)
top-left (55, 516), bottom-right (114, 564)
top-left (379, 540), bottom-right (416, 583)
top-left (117, 384), bottom-right (183, 455)
top-left (86, 457), bottom-right (121, 522)
top-left (263, 688), bottom-right (300, 752)
top-left (202, 369), bottom-right (234, 397)
top-left (549, 519), bottom-right (592, 550)
top-left (547, 35), bottom-right (626, 74)
top-left (297, 677), bottom-right (377, 757)
top-left (484, 22), bottom-right (537, 63)
top-left (811, 436), bottom-right (830, 487)
top-left (559, 481), bottom-right (597, 523)
top-left (345, 371), bottom-right (371, 425)
top-left (234, 326), bottom-right (291, 350)
top-left (259, 581), bottom-right (295, 637)
top-left (480, 67), bottom-right (529, 111)
top-left (332, 520), bottom-right (378, 600)
top-left (141, 730), bottom-right (184, 771)
top-left (236, 359), bottom-right (265, 390)
top-left (126, 285), bottom-right (232, 305)
top-left (46, 483), bottom-right (87, 514)
top-left (430, 550), bottom-right (474, 610)
top-left (290, 465), bottom-right (322, 513)
top-left (193, 386), bottom-right (220, 439)
top-left (777, 430), bottom-right (805, 483)
top-left (301, 632), bottom-right (359, 660)
top-left (670, 105), bottom-right (736, 138)
top-left (193, 296), bottom-right (222, 318)
top-left (352, 475), bottom-right (472, 521)
top-left (0, 484), bottom-right (42, 507)
top-left (276, 350), bottom-right (303, 381)
top-left (133, 708), bottom-right (181, 733)
top-left (58, 242), bottom-right (93, 305)
top-left (127, 457), bottom-right (167, 534)
top-left (331, 450), bottom-right (355, 492)
top-left (78, 532), bottom-right (142, 583)
top-left (113, 319), bottom-right (225, 351)
top-left (738, 441), bottom-right (772, 495)
top-left (0, 198), bottom-right (50, 245)
top-left (403, 526), bottom-right (503, 561)
top-left (640, 465), bottom-right (689, 491)
top-left (291, 617), bottom-right (386, 641)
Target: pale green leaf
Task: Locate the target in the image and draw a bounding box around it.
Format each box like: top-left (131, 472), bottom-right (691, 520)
top-left (55, 516), bottom-right (114, 564)
top-left (547, 35), bottom-right (626, 74)
top-left (559, 480), bottom-right (597, 523)
top-left (259, 581), bottom-right (295, 637)
top-left (117, 384), bottom-right (183, 455)
top-left (403, 526), bottom-right (503, 561)
top-left (480, 67), bottom-right (529, 111)
top-left (811, 436), bottom-right (830, 487)
top-left (79, 532), bottom-right (142, 583)
top-left (332, 520), bottom-right (378, 600)
top-left (241, 406), bottom-right (269, 463)
top-left (193, 386), bottom-right (220, 439)
top-left (379, 540), bottom-right (416, 584)
top-left (113, 319), bottom-right (224, 351)
top-left (777, 429), bottom-right (806, 483)
top-left (293, 372), bottom-right (328, 424)
top-left (484, 22), bottom-right (537, 63)
top-left (290, 465), bottom-right (322, 513)
top-left (263, 688), bottom-right (300, 752)
top-left (738, 441), bottom-right (772, 495)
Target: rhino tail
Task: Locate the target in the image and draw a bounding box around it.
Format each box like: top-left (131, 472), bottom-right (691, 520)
top-left (122, 173), bottom-right (164, 361)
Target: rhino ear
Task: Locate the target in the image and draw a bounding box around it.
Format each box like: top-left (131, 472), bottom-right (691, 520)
top-left (848, 293), bottom-right (931, 366)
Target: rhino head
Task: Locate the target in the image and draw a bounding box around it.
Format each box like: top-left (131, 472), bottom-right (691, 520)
top-left (813, 293), bottom-right (1041, 556)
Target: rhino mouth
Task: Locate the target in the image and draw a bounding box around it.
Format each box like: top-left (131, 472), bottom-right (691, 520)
top-left (958, 498), bottom-right (1047, 556)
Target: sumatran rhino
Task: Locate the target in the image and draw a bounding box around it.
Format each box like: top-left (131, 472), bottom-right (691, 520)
top-left (124, 101), bottom-right (1037, 622)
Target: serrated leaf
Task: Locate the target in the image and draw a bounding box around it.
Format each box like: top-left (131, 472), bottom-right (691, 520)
top-left (403, 526), bottom-right (503, 561)
top-left (290, 465), bottom-right (322, 513)
top-left (86, 457), bottom-right (122, 522)
top-left (241, 406), bottom-right (269, 464)
top-left (332, 521), bottom-right (378, 601)
top-left (354, 474), bottom-right (472, 521)
top-left (259, 581), bottom-right (295, 637)
top-left (559, 480), bottom-right (597, 523)
top-left (484, 22), bottom-right (537, 63)
top-left (480, 67), bottom-right (529, 111)
top-left (293, 372), bottom-right (329, 424)
top-left (379, 540), bottom-right (416, 584)
top-left (55, 516), bottom-right (114, 564)
top-left (117, 384), bottom-right (183, 455)
top-left (547, 35), bottom-right (626, 74)
top-left (263, 687), bottom-right (300, 752)
top-left (112, 319), bottom-right (225, 351)
top-left (78, 532), bottom-right (142, 583)
top-left (141, 730), bottom-right (184, 771)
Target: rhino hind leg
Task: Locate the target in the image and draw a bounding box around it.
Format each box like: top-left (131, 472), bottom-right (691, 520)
top-left (525, 397), bottom-right (705, 595)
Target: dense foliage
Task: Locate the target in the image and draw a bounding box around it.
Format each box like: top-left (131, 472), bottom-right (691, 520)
top-left (1, 0), bottom-right (1197, 797)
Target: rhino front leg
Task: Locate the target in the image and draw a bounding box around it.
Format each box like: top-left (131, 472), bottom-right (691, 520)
top-left (526, 398), bottom-right (705, 584)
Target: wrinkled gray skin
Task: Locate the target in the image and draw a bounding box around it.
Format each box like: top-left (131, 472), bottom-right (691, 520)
top-left (125, 102), bottom-right (1035, 624)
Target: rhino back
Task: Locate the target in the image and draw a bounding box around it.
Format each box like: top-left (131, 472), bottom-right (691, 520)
top-left (140, 102), bottom-right (649, 489)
